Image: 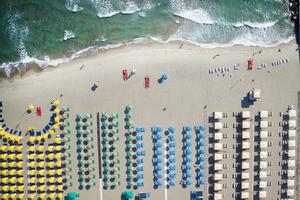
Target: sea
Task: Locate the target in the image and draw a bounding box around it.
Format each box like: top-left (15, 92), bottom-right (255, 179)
top-left (0, 0), bottom-right (295, 77)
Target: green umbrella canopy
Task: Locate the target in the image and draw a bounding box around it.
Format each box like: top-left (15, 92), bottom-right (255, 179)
top-left (122, 190), bottom-right (133, 199)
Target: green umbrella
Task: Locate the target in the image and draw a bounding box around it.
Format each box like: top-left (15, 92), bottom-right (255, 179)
top-left (76, 114), bottom-right (82, 119)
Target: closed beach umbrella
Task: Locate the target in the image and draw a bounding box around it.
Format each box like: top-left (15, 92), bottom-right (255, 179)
top-left (27, 104), bottom-right (34, 111)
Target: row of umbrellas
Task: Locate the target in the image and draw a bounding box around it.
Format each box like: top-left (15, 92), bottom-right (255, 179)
top-left (76, 113), bottom-right (96, 190)
top-left (133, 127), bottom-right (146, 189)
top-left (101, 112), bottom-right (121, 190)
top-left (165, 127), bottom-right (176, 188)
top-left (195, 125), bottom-right (206, 188)
top-left (151, 126), bottom-right (163, 188)
top-left (181, 126), bottom-right (193, 188)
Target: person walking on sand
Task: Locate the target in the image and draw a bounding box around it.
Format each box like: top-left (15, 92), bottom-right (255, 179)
top-left (122, 69), bottom-right (128, 80)
top-left (145, 76), bottom-right (150, 88)
top-left (36, 106), bottom-right (42, 117)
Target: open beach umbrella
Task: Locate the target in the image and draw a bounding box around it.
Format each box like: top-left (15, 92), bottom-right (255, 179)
top-left (200, 165), bottom-right (205, 170)
top-left (199, 134), bottom-right (205, 139)
top-left (27, 104), bottom-right (34, 111)
top-left (199, 149), bottom-right (206, 154)
top-left (53, 99), bottom-right (60, 106)
top-left (199, 157), bottom-right (205, 162)
top-left (199, 141), bottom-right (206, 147)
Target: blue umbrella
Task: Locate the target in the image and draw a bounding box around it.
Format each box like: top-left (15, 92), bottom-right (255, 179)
top-left (184, 134), bottom-right (192, 139)
top-left (200, 126), bottom-right (206, 131)
top-left (156, 180), bottom-right (163, 187)
top-left (161, 73), bottom-right (168, 81)
top-left (199, 141), bottom-right (206, 147)
top-left (169, 173), bottom-right (175, 179)
top-left (199, 180), bottom-right (205, 185)
top-left (199, 149), bottom-right (205, 154)
top-left (184, 141), bottom-right (191, 147)
top-left (168, 126), bottom-right (175, 133)
top-left (199, 134), bottom-right (205, 139)
top-left (186, 180), bottom-right (192, 186)
top-left (169, 181), bottom-right (175, 186)
top-left (200, 165), bottom-right (205, 170)
top-left (199, 157), bottom-right (205, 162)
top-left (199, 172), bottom-right (205, 177)
top-left (169, 150), bottom-right (176, 155)
top-left (169, 165), bottom-right (176, 171)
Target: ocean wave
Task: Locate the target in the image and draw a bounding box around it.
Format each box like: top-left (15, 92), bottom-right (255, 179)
top-left (173, 8), bottom-right (214, 25)
top-left (66, 0), bottom-right (84, 12)
top-left (0, 34), bottom-right (295, 78)
top-left (92, 0), bottom-right (120, 18)
top-left (120, 1), bottom-right (140, 14)
top-left (233, 21), bottom-right (277, 28)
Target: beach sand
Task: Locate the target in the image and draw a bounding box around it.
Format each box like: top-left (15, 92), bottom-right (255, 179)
top-left (0, 40), bottom-right (299, 200)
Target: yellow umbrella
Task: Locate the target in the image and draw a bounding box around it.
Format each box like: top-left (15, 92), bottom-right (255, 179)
top-left (2, 185), bottom-right (9, 192)
top-left (9, 177), bottom-right (16, 184)
top-left (9, 185), bottom-right (16, 192)
top-left (17, 185), bottom-right (24, 192)
top-left (49, 129), bottom-right (55, 135)
top-left (16, 161), bottom-right (22, 168)
top-left (0, 162), bottom-right (7, 168)
top-left (37, 154), bottom-right (44, 160)
top-left (9, 194), bottom-right (16, 199)
top-left (57, 193), bottom-right (63, 199)
top-left (15, 136), bottom-right (22, 143)
top-left (38, 177), bottom-right (45, 184)
top-left (9, 162), bottom-right (15, 168)
top-left (57, 177), bottom-right (63, 183)
top-left (54, 116), bottom-right (60, 123)
top-left (57, 185), bottom-right (63, 191)
top-left (55, 153), bottom-right (61, 159)
top-left (56, 169), bottom-right (63, 175)
top-left (28, 146), bottom-right (35, 152)
top-left (8, 169), bottom-right (15, 176)
top-left (54, 109), bottom-right (60, 114)
top-left (42, 133), bottom-right (49, 140)
top-left (27, 104), bottom-right (34, 111)
top-left (16, 145), bottom-right (23, 151)
top-left (54, 137), bottom-right (61, 144)
top-left (16, 153), bottom-right (23, 160)
top-left (38, 170), bottom-right (45, 176)
top-left (28, 193), bottom-right (35, 199)
top-left (29, 177), bottom-right (35, 184)
top-left (47, 162), bottom-right (54, 168)
top-left (29, 185), bottom-right (36, 192)
top-left (1, 177), bottom-right (8, 184)
top-left (47, 153), bottom-right (54, 159)
top-left (48, 185), bottom-right (55, 191)
top-left (29, 169), bottom-right (35, 176)
top-left (8, 146), bottom-right (15, 151)
top-left (18, 194), bottom-right (24, 199)
top-left (17, 177), bottom-right (23, 184)
top-left (49, 193), bottom-right (56, 200)
top-left (1, 154), bottom-right (7, 160)
top-left (2, 194), bottom-right (8, 200)
top-left (29, 161), bottom-right (35, 168)
top-left (8, 154), bottom-right (15, 160)
top-left (1, 169), bottom-right (8, 176)
top-left (37, 146), bottom-right (44, 152)
top-left (49, 177), bottom-right (55, 183)
top-left (37, 161), bottom-right (44, 168)
top-left (28, 154), bottom-right (35, 160)
top-left (56, 161), bottom-right (62, 167)
top-left (38, 185), bottom-right (45, 192)
top-left (47, 170), bottom-right (54, 176)
top-left (29, 136), bottom-right (35, 143)
top-left (55, 146), bottom-right (62, 151)
top-left (53, 124), bottom-right (59, 130)
top-left (36, 136), bottom-right (42, 142)
top-left (16, 169), bottom-right (23, 176)
top-left (52, 99), bottom-right (60, 106)
top-left (0, 145), bottom-right (7, 151)
top-left (39, 193), bottom-right (46, 199)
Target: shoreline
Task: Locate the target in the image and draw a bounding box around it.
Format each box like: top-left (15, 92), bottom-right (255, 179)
top-left (0, 36), bottom-right (297, 79)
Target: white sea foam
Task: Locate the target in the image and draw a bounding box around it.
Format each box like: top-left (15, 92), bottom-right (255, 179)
top-left (91, 0), bottom-right (120, 18)
top-left (233, 21), bottom-right (277, 28)
top-left (120, 1), bottom-right (140, 14)
top-left (66, 0), bottom-right (84, 12)
top-left (173, 8), bottom-right (214, 25)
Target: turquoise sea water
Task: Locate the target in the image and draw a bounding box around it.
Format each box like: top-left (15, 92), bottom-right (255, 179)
top-left (0, 0), bottom-right (294, 77)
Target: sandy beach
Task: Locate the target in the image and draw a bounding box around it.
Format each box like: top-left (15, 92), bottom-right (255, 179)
top-left (0, 40), bottom-right (299, 200)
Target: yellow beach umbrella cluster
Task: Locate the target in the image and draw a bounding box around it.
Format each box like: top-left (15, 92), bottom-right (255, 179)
top-left (0, 145), bottom-right (24, 199)
top-left (0, 128), bottom-right (22, 143)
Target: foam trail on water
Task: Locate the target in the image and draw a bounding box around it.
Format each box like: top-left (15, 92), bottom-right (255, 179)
top-left (66, 0), bottom-right (83, 12)
top-left (91, 0), bottom-right (119, 18)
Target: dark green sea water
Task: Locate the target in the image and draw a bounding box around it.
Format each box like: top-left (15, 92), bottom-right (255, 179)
top-left (0, 0), bottom-right (294, 77)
